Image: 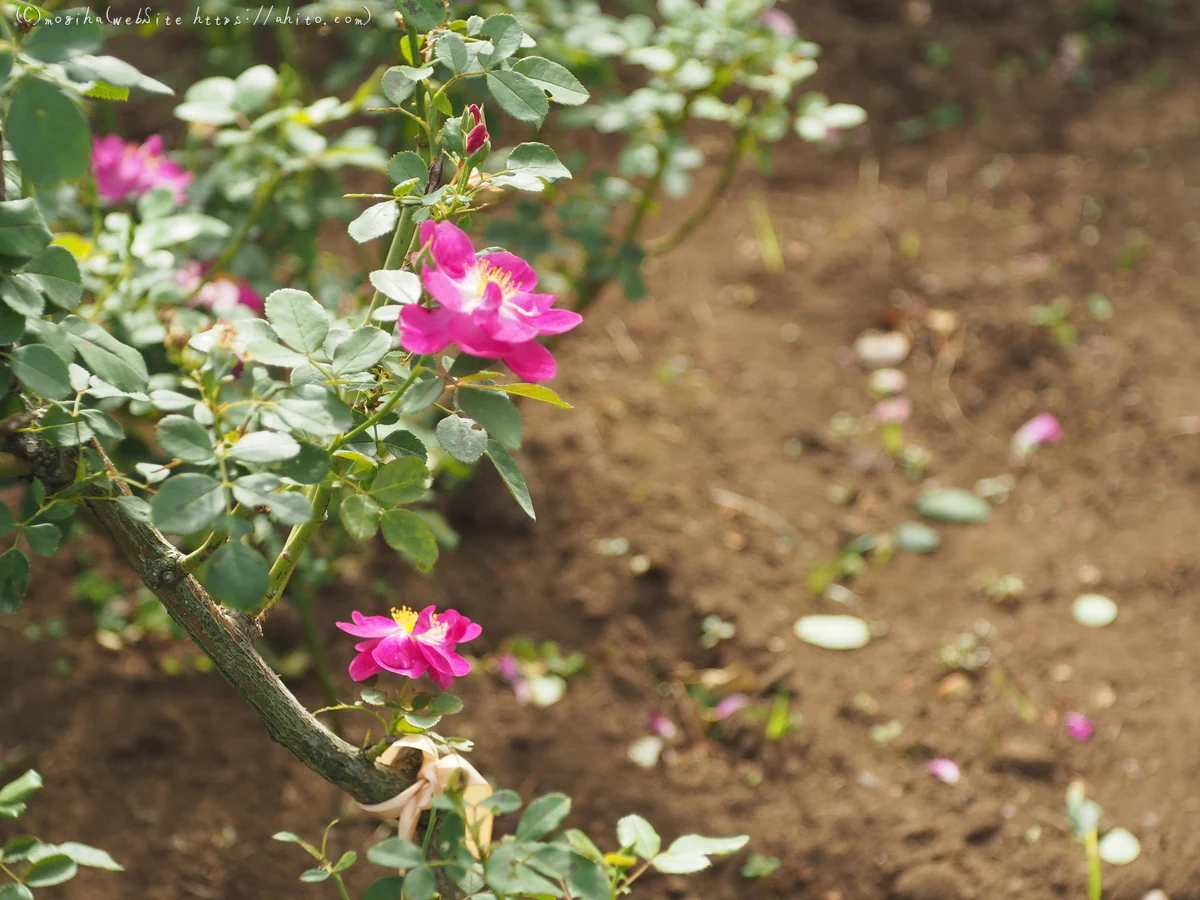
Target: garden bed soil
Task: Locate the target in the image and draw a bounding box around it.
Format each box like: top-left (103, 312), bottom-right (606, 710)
top-left (7, 2), bottom-right (1200, 898)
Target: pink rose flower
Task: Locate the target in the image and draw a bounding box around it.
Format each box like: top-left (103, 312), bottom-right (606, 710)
top-left (92, 134), bottom-right (193, 205)
top-left (176, 262), bottom-right (264, 315)
top-left (465, 104), bottom-right (489, 155)
top-left (1011, 413), bottom-right (1063, 460)
top-left (399, 220), bottom-right (582, 381)
top-left (337, 605), bottom-right (482, 689)
top-left (1065, 712), bottom-right (1094, 742)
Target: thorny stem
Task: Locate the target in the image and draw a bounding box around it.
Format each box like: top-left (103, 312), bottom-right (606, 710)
top-left (185, 169), bottom-right (286, 302)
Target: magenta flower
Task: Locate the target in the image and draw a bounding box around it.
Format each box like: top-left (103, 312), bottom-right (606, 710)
top-left (927, 758), bottom-right (961, 785)
top-left (176, 262), bottom-right (264, 316)
top-left (1065, 712), bottom-right (1094, 742)
top-left (465, 104), bottom-right (489, 155)
top-left (758, 7), bottom-right (797, 38)
top-left (1012, 413), bottom-right (1063, 460)
top-left (648, 711), bottom-right (678, 740)
top-left (337, 605), bottom-right (482, 689)
top-left (92, 134), bottom-right (192, 205)
top-left (399, 220), bottom-right (582, 381)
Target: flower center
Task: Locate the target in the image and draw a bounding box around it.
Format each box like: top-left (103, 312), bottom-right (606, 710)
top-left (390, 606), bottom-right (419, 632)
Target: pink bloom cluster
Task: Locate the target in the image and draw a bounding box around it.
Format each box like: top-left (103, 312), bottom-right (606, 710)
top-left (337, 606), bottom-right (482, 689)
top-left (92, 135), bottom-right (192, 205)
top-left (176, 262), bottom-right (264, 315)
top-left (399, 221), bottom-right (582, 381)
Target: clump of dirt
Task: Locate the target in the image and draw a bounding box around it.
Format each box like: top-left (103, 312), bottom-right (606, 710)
top-left (6, 3), bottom-right (1200, 899)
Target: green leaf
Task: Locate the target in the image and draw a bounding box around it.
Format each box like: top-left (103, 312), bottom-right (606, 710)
top-left (371, 457), bottom-right (429, 507)
top-left (11, 344), bottom-right (71, 399)
top-left (481, 789), bottom-right (522, 814)
top-left (0, 884), bottom-right (33, 900)
top-left (666, 834), bottom-right (750, 856)
top-left (0, 276), bottom-right (43, 317)
top-left (650, 852), bottom-right (710, 874)
top-left (493, 142), bottom-right (573, 191)
top-left (18, 245), bottom-right (83, 309)
top-left (24, 854), bottom-right (78, 887)
top-left (500, 382), bottom-right (572, 407)
top-left (24, 523), bottom-right (61, 556)
top-left (229, 431), bottom-right (301, 464)
top-left (333, 326), bottom-right (391, 376)
top-left (274, 390), bottom-right (353, 438)
top-left (387, 151), bottom-right (427, 187)
top-left (516, 792), bottom-right (571, 840)
top-left (331, 851), bottom-right (357, 873)
top-left (0, 199), bottom-right (51, 267)
top-left (381, 429), bottom-right (427, 462)
top-left (436, 414), bottom-right (488, 463)
top-left (0, 547), bottom-right (30, 613)
top-left (0, 303), bottom-right (25, 345)
top-left (380, 65), bottom-right (433, 105)
top-left (156, 415), bottom-right (215, 464)
top-left (485, 441), bottom-right (534, 519)
top-left (65, 54), bottom-right (173, 95)
top-left (247, 341), bottom-right (308, 367)
top-left (481, 13), bottom-right (523, 64)
top-left (513, 57), bottom-right (589, 105)
top-left (364, 876), bottom-right (406, 900)
top-left (380, 509), bottom-right (438, 572)
top-left (340, 494), bottom-right (382, 541)
top-left (299, 868), bottom-right (329, 883)
top-left (38, 405), bottom-right (93, 447)
top-left (23, 8), bottom-right (101, 62)
top-left (486, 71), bottom-right (549, 125)
top-left (204, 542), bottom-right (269, 611)
top-left (233, 64), bottom-right (278, 113)
top-left (0, 504), bottom-right (13, 539)
top-left (8, 78), bottom-right (90, 185)
top-left (456, 387), bottom-right (522, 448)
top-left (115, 495), bottom-right (152, 522)
top-left (435, 33), bottom-right (469, 74)
top-left (616, 815), bottom-right (661, 859)
top-left (915, 488), bottom-right (991, 523)
top-left (55, 842), bottom-right (122, 871)
top-left (395, 372), bottom-right (444, 415)
top-left (266, 289), bottom-right (329, 354)
top-left (0, 770), bottom-right (42, 806)
top-left (151, 474), bottom-right (225, 534)
top-left (349, 201), bottom-right (399, 243)
top-left (60, 315), bottom-right (149, 392)
top-left (400, 865), bottom-right (436, 900)
top-left (272, 442), bottom-right (331, 484)
top-left (367, 836), bottom-right (424, 869)
top-left (395, 0), bottom-right (444, 31)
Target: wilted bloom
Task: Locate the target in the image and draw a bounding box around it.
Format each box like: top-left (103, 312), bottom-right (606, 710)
top-left (494, 653), bottom-right (532, 705)
top-left (337, 606), bottom-right (482, 689)
top-left (399, 220), bottom-right (582, 381)
top-left (92, 134), bottom-right (192, 205)
top-left (648, 710), bottom-right (678, 740)
top-left (874, 397), bottom-right (912, 425)
top-left (711, 694), bottom-right (750, 721)
top-left (1012, 413), bottom-right (1063, 460)
top-left (1065, 712), bottom-right (1094, 742)
top-left (927, 758), bottom-right (961, 785)
top-left (758, 7), bottom-right (797, 38)
top-left (176, 262), bottom-right (264, 316)
top-left (465, 104), bottom-right (489, 155)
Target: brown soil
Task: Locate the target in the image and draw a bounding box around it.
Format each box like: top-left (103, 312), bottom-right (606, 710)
top-left (7, 3), bottom-right (1200, 899)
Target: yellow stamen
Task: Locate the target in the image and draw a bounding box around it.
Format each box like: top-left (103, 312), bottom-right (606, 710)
top-left (390, 606), bottom-right (418, 632)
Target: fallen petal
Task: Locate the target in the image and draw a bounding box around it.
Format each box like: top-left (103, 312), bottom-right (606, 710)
top-left (927, 758), bottom-right (961, 785)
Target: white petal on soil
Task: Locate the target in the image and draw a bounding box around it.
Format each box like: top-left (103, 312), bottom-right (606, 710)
top-left (794, 615), bottom-right (871, 650)
top-left (1098, 828), bottom-right (1141, 866)
top-left (1073, 593), bottom-right (1118, 628)
top-left (627, 735), bottom-right (664, 769)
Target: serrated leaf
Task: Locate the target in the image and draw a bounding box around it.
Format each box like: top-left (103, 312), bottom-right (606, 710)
top-left (0, 199), bottom-right (51, 267)
top-left (0, 276), bottom-right (43, 317)
top-left (0, 770), bottom-right (41, 805)
top-left (616, 815), bottom-right (661, 859)
top-left (11, 344), bottom-right (72, 399)
top-left (332, 326), bottom-right (391, 376)
top-left (55, 842), bottom-right (122, 871)
top-left (85, 81), bottom-right (129, 101)
top-left (115, 495), bottom-right (152, 522)
top-left (349, 201), bottom-right (399, 243)
top-left (499, 382), bottom-right (572, 407)
top-left (371, 457), bottom-right (429, 507)
top-left (666, 834), bottom-right (749, 856)
top-left (435, 32), bottom-right (469, 73)
top-left (481, 13), bottom-right (523, 64)
top-left (456, 387), bottom-right (522, 448)
top-left (486, 71), bottom-right (549, 125)
top-left (233, 64), bottom-right (278, 114)
top-left (65, 54), bottom-right (173, 95)
top-left (369, 269), bottom-right (422, 304)
top-left (516, 793), bottom-right (570, 840)
top-left (8, 77), bottom-right (90, 186)
top-left (485, 440), bottom-right (534, 519)
top-left (24, 854), bottom-right (77, 887)
top-left (23, 8), bottom-right (101, 62)
top-left (229, 431), bottom-right (301, 464)
top-left (156, 415), bottom-right (215, 464)
top-left (367, 836), bottom-right (424, 869)
top-left (204, 541), bottom-right (268, 611)
top-left (18, 245), bottom-right (82, 309)
top-left (381, 429), bottom-right (427, 461)
top-left (513, 57), bottom-right (589, 105)
top-left (380, 65), bottom-right (432, 106)
top-left (299, 868), bottom-right (329, 883)
top-left (60, 315), bottom-right (149, 392)
top-left (395, 0), bottom-right (444, 32)
top-left (387, 150), bottom-right (427, 187)
top-left (266, 289), bottom-right (329, 354)
top-left (380, 509), bottom-right (438, 571)
top-left (248, 340), bottom-right (308, 367)
top-left (24, 523), bottom-right (61, 556)
top-left (150, 474), bottom-right (225, 534)
top-left (340, 494), bottom-right (382, 541)
top-left (436, 414), bottom-right (488, 463)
